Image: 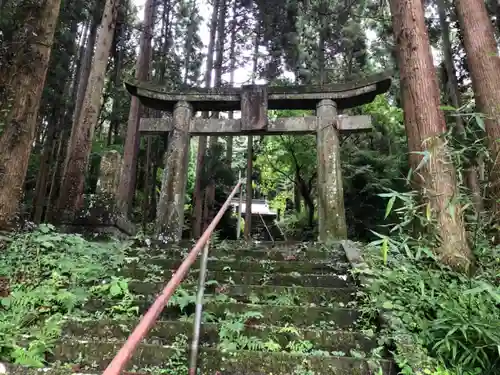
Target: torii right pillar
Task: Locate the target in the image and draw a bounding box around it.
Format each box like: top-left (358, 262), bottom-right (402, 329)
top-left (316, 99), bottom-right (348, 241)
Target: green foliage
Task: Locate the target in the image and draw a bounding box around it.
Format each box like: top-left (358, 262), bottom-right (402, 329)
top-left (358, 188), bottom-right (500, 374)
top-left (342, 95), bottom-right (409, 240)
top-left (255, 111), bottom-right (316, 201)
top-left (0, 225), bottom-right (138, 367)
top-left (140, 334), bottom-right (190, 375)
top-left (218, 310), bottom-right (270, 352)
top-left (278, 211), bottom-right (317, 240)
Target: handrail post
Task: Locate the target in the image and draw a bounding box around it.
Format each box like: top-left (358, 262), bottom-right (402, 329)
top-left (259, 212), bottom-right (274, 246)
top-left (188, 239), bottom-right (210, 375)
top-left (274, 218), bottom-right (287, 242)
top-left (236, 171), bottom-right (243, 240)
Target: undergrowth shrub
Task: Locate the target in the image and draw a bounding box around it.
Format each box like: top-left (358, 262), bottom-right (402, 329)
top-left (278, 211), bottom-right (317, 240)
top-left (357, 189), bottom-right (500, 375)
top-left (0, 224), bottom-right (137, 367)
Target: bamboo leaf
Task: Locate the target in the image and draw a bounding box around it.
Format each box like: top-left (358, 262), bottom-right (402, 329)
top-left (385, 196), bottom-right (396, 219)
top-left (474, 114), bottom-right (485, 131)
top-left (382, 237), bottom-right (389, 265)
top-left (414, 151), bottom-right (430, 172)
top-left (440, 105), bottom-right (456, 111)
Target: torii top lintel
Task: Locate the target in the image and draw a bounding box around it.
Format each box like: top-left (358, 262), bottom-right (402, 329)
top-left (124, 71), bottom-right (392, 112)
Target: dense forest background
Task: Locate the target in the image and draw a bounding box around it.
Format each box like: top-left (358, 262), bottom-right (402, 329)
top-left (1, 0), bottom-right (496, 241)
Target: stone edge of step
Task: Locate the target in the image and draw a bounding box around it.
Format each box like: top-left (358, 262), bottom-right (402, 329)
top-left (51, 339), bottom-right (394, 369)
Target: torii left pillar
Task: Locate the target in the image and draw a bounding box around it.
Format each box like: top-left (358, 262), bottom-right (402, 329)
top-left (156, 101), bottom-right (193, 241)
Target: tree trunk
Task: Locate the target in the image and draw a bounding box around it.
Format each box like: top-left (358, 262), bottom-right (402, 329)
top-left (117, 0), bottom-right (155, 215)
top-left (203, 0), bottom-right (227, 231)
top-left (226, 0), bottom-right (238, 166)
top-left (45, 49), bottom-right (85, 221)
top-left (0, 0), bottom-right (62, 229)
top-left (32, 117), bottom-right (58, 223)
top-left (49, 6), bottom-right (101, 219)
top-left (390, 0), bottom-right (473, 272)
top-left (243, 21), bottom-right (261, 240)
top-left (108, 20), bottom-right (125, 146)
top-left (455, 0), bottom-right (500, 218)
top-left (139, 0), bottom-right (171, 226)
top-left (244, 135), bottom-right (253, 240)
top-left (192, 0), bottom-right (220, 238)
top-left (33, 15), bottom-right (80, 223)
top-left (182, 0), bottom-right (198, 85)
top-left (73, 2), bottom-right (100, 126)
top-left (56, 0), bottom-right (119, 221)
top-left (437, 0), bottom-right (483, 216)
top-left (142, 136), bottom-right (153, 229)
top-left (149, 147), bottom-right (160, 221)
top-left (294, 175), bottom-right (302, 213)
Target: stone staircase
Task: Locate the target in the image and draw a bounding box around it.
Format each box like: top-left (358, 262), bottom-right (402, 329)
top-left (12, 240), bottom-right (395, 374)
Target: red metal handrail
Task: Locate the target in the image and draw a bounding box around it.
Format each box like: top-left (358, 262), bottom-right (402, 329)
top-left (102, 179), bottom-right (243, 375)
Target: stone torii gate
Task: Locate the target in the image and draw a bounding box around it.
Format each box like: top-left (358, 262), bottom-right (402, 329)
top-left (125, 72), bottom-right (392, 242)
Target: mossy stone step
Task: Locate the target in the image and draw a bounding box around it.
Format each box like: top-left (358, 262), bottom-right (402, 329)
top-left (62, 319), bottom-right (377, 354)
top-left (0, 366), bottom-right (78, 375)
top-left (51, 341), bottom-right (395, 374)
top-left (128, 248), bottom-right (347, 262)
top-left (126, 269), bottom-right (354, 288)
top-left (85, 300), bottom-right (359, 328)
top-left (125, 258), bottom-right (351, 275)
top-left (128, 241), bottom-right (344, 262)
top-left (129, 282), bottom-right (357, 305)
top-left (202, 302), bottom-right (360, 328)
top-left (130, 239), bottom-right (304, 252)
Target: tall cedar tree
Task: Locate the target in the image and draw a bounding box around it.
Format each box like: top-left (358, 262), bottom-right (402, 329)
top-left (203, 0), bottom-right (227, 232)
top-left (0, 0), bottom-right (62, 229)
top-left (455, 0), bottom-right (500, 219)
top-left (225, 0), bottom-right (239, 165)
top-left (191, 0), bottom-right (220, 238)
top-left (117, 0), bottom-right (155, 215)
top-left (437, 0), bottom-right (483, 215)
top-left (44, 6), bottom-right (102, 222)
top-left (390, 0), bottom-right (473, 272)
top-left (56, 0), bottom-right (119, 220)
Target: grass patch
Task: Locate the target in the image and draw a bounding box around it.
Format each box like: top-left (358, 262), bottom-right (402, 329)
top-left (0, 224), bottom-right (138, 367)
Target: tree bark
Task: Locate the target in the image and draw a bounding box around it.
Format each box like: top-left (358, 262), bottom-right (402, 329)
top-left (225, 0), bottom-right (238, 166)
top-left (56, 0), bottom-right (119, 221)
top-left (47, 5), bottom-right (101, 220)
top-left (0, 0), bottom-right (62, 229)
top-left (297, 174), bottom-right (314, 228)
top-left (142, 136), bottom-right (153, 229)
top-left (294, 174), bottom-right (302, 213)
top-left (32, 115), bottom-right (58, 223)
top-left (33, 16), bottom-right (80, 223)
top-left (117, 0), bottom-right (155, 215)
top-left (390, 0), bottom-right (473, 272)
top-left (455, 0), bottom-right (500, 218)
top-left (73, 2), bottom-right (101, 126)
top-left (202, 0), bottom-right (227, 232)
top-left (191, 0), bottom-right (220, 238)
top-left (108, 20), bottom-right (125, 146)
top-left (45, 30), bottom-right (88, 222)
top-left (244, 135), bottom-right (253, 240)
top-left (182, 0), bottom-right (198, 85)
top-left (437, 0), bottom-right (483, 216)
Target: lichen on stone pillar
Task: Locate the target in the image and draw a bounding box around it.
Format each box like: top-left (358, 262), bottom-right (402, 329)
top-left (316, 99), bottom-right (347, 241)
top-left (96, 150), bottom-right (122, 197)
top-left (64, 150), bottom-right (135, 238)
top-left (156, 101), bottom-right (193, 242)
